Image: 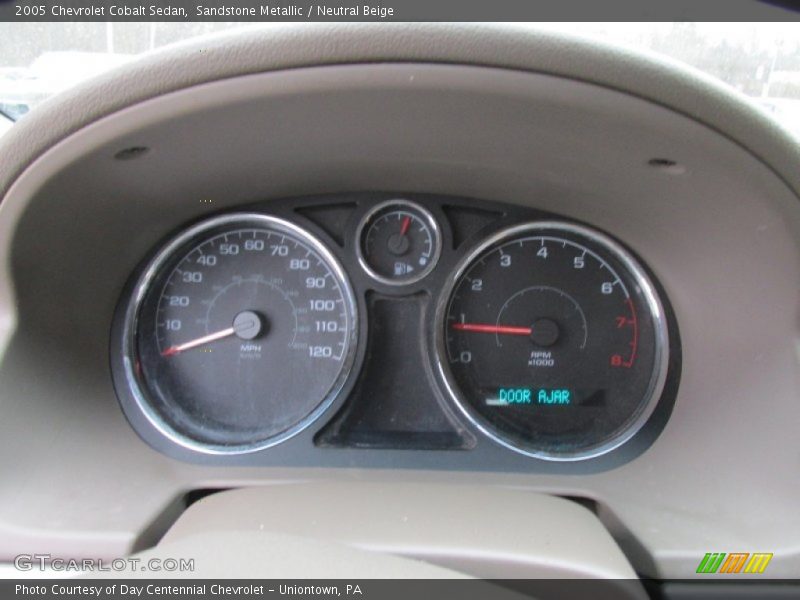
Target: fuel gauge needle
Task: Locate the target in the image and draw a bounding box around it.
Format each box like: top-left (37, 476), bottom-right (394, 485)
top-left (399, 215), bottom-right (412, 236)
top-left (161, 327), bottom-right (236, 357)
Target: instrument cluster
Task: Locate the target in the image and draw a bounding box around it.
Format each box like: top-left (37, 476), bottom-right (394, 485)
top-left (111, 193), bottom-right (679, 466)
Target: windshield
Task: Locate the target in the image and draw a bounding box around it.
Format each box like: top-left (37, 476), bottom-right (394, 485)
top-left (0, 22), bottom-right (798, 140)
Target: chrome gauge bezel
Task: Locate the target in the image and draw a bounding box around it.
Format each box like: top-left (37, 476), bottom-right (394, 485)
top-left (120, 213), bottom-right (359, 455)
top-left (355, 199), bottom-right (442, 286)
top-left (434, 221), bottom-right (670, 461)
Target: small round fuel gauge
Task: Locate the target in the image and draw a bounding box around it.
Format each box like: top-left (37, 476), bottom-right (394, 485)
top-left (357, 200), bottom-right (442, 286)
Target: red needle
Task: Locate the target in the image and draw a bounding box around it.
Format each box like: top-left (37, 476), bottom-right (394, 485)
top-left (399, 215), bottom-right (411, 236)
top-left (451, 323), bottom-right (532, 336)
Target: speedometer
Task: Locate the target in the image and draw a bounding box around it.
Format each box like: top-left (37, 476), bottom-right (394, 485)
top-left (436, 221), bottom-right (668, 461)
top-left (118, 214), bottom-right (357, 454)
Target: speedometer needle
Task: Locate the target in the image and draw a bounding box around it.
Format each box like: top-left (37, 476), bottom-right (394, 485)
top-left (161, 327), bottom-right (236, 357)
top-left (161, 310), bottom-right (264, 357)
top-left (451, 323), bottom-right (533, 336)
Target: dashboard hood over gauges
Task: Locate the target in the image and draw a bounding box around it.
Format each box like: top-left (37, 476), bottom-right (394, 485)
top-left (0, 23), bottom-right (798, 581)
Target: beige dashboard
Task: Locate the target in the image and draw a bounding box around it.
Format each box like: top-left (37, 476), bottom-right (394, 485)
top-left (0, 24), bottom-right (798, 581)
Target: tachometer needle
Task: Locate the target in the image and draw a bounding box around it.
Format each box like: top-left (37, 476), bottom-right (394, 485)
top-left (161, 327), bottom-right (236, 357)
top-left (451, 323), bottom-right (533, 336)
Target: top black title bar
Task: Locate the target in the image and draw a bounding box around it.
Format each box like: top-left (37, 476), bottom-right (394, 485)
top-left (1, 0), bottom-right (799, 22)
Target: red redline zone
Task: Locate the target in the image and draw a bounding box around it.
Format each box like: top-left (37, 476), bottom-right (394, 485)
top-left (624, 297), bottom-right (638, 368)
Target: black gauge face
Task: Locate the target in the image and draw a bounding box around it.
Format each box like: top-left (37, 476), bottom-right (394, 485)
top-left (125, 214), bottom-right (357, 453)
top-left (438, 222), bottom-right (668, 460)
top-left (357, 200), bottom-right (441, 285)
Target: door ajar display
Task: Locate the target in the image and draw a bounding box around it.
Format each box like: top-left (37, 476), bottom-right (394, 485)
top-left (118, 214), bottom-right (358, 454)
top-left (436, 222), bottom-right (669, 460)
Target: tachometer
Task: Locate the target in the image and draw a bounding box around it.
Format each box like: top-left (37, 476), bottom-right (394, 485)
top-left (119, 214), bottom-right (357, 454)
top-left (436, 222), bottom-right (668, 460)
